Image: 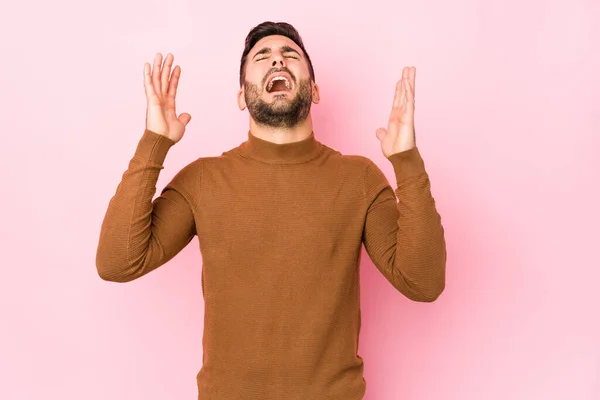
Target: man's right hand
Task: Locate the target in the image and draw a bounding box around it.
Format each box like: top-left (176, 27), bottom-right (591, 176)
top-left (144, 53), bottom-right (191, 143)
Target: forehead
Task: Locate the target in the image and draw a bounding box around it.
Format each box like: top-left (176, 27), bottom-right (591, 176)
top-left (249, 35), bottom-right (303, 55)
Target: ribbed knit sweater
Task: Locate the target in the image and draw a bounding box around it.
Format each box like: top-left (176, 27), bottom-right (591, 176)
top-left (96, 128), bottom-right (446, 399)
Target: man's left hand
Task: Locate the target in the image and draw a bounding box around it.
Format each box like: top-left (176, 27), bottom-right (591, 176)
top-left (376, 66), bottom-right (416, 158)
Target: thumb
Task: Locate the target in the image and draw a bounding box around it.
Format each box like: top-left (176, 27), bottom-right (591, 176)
top-left (375, 127), bottom-right (387, 142)
top-left (178, 112), bottom-right (192, 126)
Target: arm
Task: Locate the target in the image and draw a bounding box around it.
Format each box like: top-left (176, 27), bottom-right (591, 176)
top-left (368, 66), bottom-right (445, 301)
top-left (96, 53), bottom-right (196, 282)
top-left (362, 148), bottom-right (446, 302)
top-left (95, 129), bottom-right (198, 282)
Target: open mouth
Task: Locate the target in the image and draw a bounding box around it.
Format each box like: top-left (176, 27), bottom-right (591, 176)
top-left (266, 75), bottom-right (292, 93)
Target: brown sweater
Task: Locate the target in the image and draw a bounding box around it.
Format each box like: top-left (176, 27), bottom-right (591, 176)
top-left (96, 128), bottom-right (446, 399)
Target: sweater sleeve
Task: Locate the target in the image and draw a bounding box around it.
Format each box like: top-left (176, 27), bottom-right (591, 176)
top-left (362, 147), bottom-right (446, 302)
top-left (96, 129), bottom-right (198, 282)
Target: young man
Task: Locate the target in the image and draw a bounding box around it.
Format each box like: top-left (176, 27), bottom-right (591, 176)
top-left (96, 21), bottom-right (446, 400)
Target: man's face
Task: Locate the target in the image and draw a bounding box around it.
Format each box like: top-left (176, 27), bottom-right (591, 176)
top-left (238, 35), bottom-right (319, 128)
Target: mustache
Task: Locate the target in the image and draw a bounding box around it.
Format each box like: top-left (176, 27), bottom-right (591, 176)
top-left (262, 67), bottom-right (296, 87)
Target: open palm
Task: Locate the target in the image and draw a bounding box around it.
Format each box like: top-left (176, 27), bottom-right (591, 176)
top-left (144, 53), bottom-right (191, 143)
top-left (376, 66), bottom-right (416, 157)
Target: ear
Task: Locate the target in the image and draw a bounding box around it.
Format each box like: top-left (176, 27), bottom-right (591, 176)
top-left (237, 87), bottom-right (247, 110)
top-left (311, 82), bottom-right (320, 104)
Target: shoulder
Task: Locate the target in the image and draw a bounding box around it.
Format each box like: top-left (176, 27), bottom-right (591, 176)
top-left (326, 147), bottom-right (383, 176)
top-left (321, 144), bottom-right (376, 169)
top-left (173, 150), bottom-right (236, 176)
top-left (325, 151), bottom-right (390, 202)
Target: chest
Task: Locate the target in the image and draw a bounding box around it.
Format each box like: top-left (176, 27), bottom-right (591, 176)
top-left (195, 164), bottom-right (366, 259)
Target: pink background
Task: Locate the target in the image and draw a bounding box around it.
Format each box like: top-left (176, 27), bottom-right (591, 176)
top-left (1, 0), bottom-right (599, 399)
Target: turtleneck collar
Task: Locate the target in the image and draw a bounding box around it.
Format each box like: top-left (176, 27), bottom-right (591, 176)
top-left (237, 131), bottom-right (324, 165)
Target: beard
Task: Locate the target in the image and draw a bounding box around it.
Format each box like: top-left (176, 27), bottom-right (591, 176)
top-left (243, 78), bottom-right (313, 129)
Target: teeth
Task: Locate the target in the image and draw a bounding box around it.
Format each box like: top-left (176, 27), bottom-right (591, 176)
top-left (267, 76), bottom-right (291, 92)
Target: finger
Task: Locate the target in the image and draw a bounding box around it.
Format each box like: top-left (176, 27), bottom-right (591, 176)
top-left (396, 78), bottom-right (407, 111)
top-left (406, 74), bottom-right (415, 104)
top-left (143, 63), bottom-right (156, 99)
top-left (393, 67), bottom-right (410, 109)
top-left (390, 80), bottom-right (408, 124)
top-left (164, 66), bottom-right (179, 120)
top-left (401, 78), bottom-right (408, 108)
top-left (167, 65), bottom-right (181, 99)
top-left (392, 79), bottom-right (403, 109)
top-left (161, 53), bottom-right (173, 95)
top-left (405, 81), bottom-right (415, 116)
top-left (178, 112), bottom-right (192, 126)
top-left (375, 127), bottom-right (387, 141)
top-left (404, 67), bottom-right (415, 103)
top-left (152, 53), bottom-right (163, 99)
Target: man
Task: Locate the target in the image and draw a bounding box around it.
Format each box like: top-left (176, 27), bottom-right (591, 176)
top-left (96, 21), bottom-right (446, 400)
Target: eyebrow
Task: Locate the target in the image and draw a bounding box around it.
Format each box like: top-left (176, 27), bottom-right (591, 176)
top-left (252, 45), bottom-right (302, 60)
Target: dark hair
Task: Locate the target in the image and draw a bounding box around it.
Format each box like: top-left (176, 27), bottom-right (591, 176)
top-left (239, 21), bottom-right (316, 87)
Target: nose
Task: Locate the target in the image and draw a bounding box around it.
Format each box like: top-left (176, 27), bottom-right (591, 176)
top-left (271, 53), bottom-right (286, 68)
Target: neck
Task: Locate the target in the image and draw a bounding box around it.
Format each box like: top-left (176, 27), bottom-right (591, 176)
top-left (248, 114), bottom-right (314, 144)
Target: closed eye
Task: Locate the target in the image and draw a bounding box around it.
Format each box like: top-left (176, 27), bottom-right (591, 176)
top-left (252, 45), bottom-right (302, 62)
top-left (256, 55), bottom-right (298, 61)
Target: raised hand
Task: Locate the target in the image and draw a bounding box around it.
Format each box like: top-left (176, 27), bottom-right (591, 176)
top-left (144, 53), bottom-right (191, 143)
top-left (376, 66), bottom-right (416, 158)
